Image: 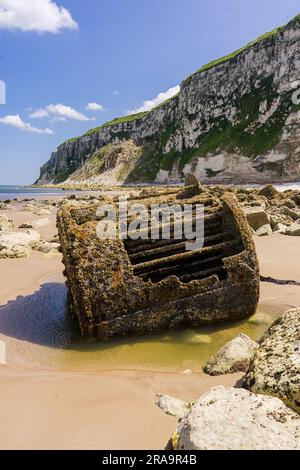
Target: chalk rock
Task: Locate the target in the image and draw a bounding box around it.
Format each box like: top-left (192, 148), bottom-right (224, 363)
top-left (280, 206), bottom-right (300, 221)
top-left (245, 207), bottom-right (270, 231)
top-left (34, 209), bottom-right (51, 216)
top-left (23, 203), bottom-right (37, 212)
top-left (0, 230), bottom-right (41, 258)
top-left (32, 218), bottom-right (50, 228)
top-left (273, 223), bottom-right (287, 234)
top-left (34, 241), bottom-right (60, 254)
top-left (164, 386), bottom-right (300, 450)
top-left (256, 224), bottom-right (273, 236)
top-left (155, 394), bottom-right (191, 420)
top-left (204, 334), bottom-right (258, 376)
top-left (183, 330), bottom-right (212, 345)
top-left (244, 308), bottom-right (300, 414)
top-left (258, 185), bottom-right (280, 200)
top-left (0, 214), bottom-right (14, 232)
top-left (286, 219), bottom-right (300, 236)
top-left (0, 203), bottom-right (15, 211)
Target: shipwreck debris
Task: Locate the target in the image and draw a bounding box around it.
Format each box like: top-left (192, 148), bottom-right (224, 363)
top-left (57, 187), bottom-right (260, 340)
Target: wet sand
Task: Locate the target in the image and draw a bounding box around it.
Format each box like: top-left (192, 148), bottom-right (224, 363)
top-left (0, 202), bottom-right (299, 449)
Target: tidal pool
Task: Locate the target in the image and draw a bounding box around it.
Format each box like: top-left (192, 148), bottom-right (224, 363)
top-left (0, 282), bottom-right (284, 372)
top-left (62, 304), bottom-right (282, 372)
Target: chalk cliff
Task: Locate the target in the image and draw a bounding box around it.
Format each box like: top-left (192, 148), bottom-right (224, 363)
top-left (36, 14), bottom-right (300, 185)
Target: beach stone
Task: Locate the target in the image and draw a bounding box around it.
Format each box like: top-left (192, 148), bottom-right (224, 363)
top-left (280, 206), bottom-right (300, 221)
top-left (282, 199), bottom-right (297, 209)
top-left (0, 214), bottom-right (14, 232)
top-left (258, 185), bottom-right (280, 200)
top-left (34, 208), bottom-right (51, 216)
top-left (32, 218), bottom-right (50, 229)
top-left (19, 223), bottom-right (34, 229)
top-left (0, 242), bottom-right (31, 258)
top-left (204, 334), bottom-right (258, 376)
top-left (155, 394), bottom-right (191, 420)
top-left (34, 241), bottom-right (60, 254)
top-left (245, 206), bottom-right (270, 231)
top-left (0, 230), bottom-right (41, 258)
top-left (248, 311), bottom-right (273, 326)
top-left (163, 386), bottom-right (300, 450)
top-left (0, 203), bottom-right (15, 211)
top-left (244, 308), bottom-right (300, 414)
top-left (50, 234), bottom-right (60, 243)
top-left (0, 230), bottom-right (41, 259)
top-left (256, 224), bottom-right (272, 236)
top-left (273, 223), bottom-right (287, 234)
top-left (286, 219), bottom-right (300, 236)
top-left (23, 203), bottom-right (37, 211)
top-left (182, 330), bottom-right (212, 345)
top-left (292, 194), bottom-right (300, 206)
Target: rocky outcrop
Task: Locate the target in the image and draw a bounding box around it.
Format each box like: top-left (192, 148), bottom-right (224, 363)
top-left (244, 308), bottom-right (300, 414)
top-left (234, 185), bottom-right (300, 236)
top-left (36, 15), bottom-right (300, 186)
top-left (204, 334), bottom-right (258, 375)
top-left (157, 386), bottom-right (300, 450)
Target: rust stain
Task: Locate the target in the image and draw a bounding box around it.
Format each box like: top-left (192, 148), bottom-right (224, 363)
top-left (114, 270), bottom-right (120, 288)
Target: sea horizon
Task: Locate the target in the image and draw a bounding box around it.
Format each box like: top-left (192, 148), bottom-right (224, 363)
top-left (0, 184), bottom-right (67, 200)
top-left (1, 181), bottom-right (300, 201)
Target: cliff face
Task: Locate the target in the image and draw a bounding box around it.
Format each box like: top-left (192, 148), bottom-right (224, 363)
top-left (37, 15), bottom-right (300, 185)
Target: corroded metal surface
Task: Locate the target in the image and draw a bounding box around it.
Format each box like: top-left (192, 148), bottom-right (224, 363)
top-left (57, 189), bottom-right (260, 341)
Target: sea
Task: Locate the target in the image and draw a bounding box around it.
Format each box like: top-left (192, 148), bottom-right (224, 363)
top-left (0, 185), bottom-right (69, 201)
top-left (1, 182), bottom-right (300, 201)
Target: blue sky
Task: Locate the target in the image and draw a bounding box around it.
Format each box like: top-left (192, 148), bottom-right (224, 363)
top-left (0, 0), bottom-right (300, 184)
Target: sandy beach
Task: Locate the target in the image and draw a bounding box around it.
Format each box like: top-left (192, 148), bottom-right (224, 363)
top-left (0, 198), bottom-right (299, 450)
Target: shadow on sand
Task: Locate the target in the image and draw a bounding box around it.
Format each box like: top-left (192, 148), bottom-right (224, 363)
top-left (0, 283), bottom-right (75, 348)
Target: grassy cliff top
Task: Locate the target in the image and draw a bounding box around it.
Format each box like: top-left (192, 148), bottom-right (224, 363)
top-left (63, 112), bottom-right (149, 145)
top-left (184, 14), bottom-right (300, 82)
top-left (62, 13), bottom-right (300, 147)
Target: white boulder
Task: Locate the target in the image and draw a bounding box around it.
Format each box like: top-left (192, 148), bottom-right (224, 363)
top-left (159, 386), bottom-right (300, 450)
top-left (204, 334), bottom-right (258, 375)
top-left (0, 230), bottom-right (41, 258)
top-left (256, 224), bottom-right (273, 236)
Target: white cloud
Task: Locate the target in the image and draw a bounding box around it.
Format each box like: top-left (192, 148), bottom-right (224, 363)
top-left (0, 114), bottom-right (53, 134)
top-left (30, 103), bottom-right (93, 122)
top-left (128, 85), bottom-right (180, 114)
top-left (86, 102), bottom-right (104, 111)
top-left (29, 109), bottom-right (49, 119)
top-left (0, 0), bottom-right (78, 33)
top-left (113, 90), bottom-right (120, 96)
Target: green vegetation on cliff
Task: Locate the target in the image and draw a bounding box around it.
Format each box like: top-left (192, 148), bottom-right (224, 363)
top-left (40, 12), bottom-right (300, 185)
top-left (85, 112), bottom-right (148, 135)
top-left (184, 13), bottom-right (300, 82)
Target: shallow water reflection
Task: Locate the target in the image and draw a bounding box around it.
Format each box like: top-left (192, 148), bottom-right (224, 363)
top-left (0, 282), bottom-right (285, 372)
